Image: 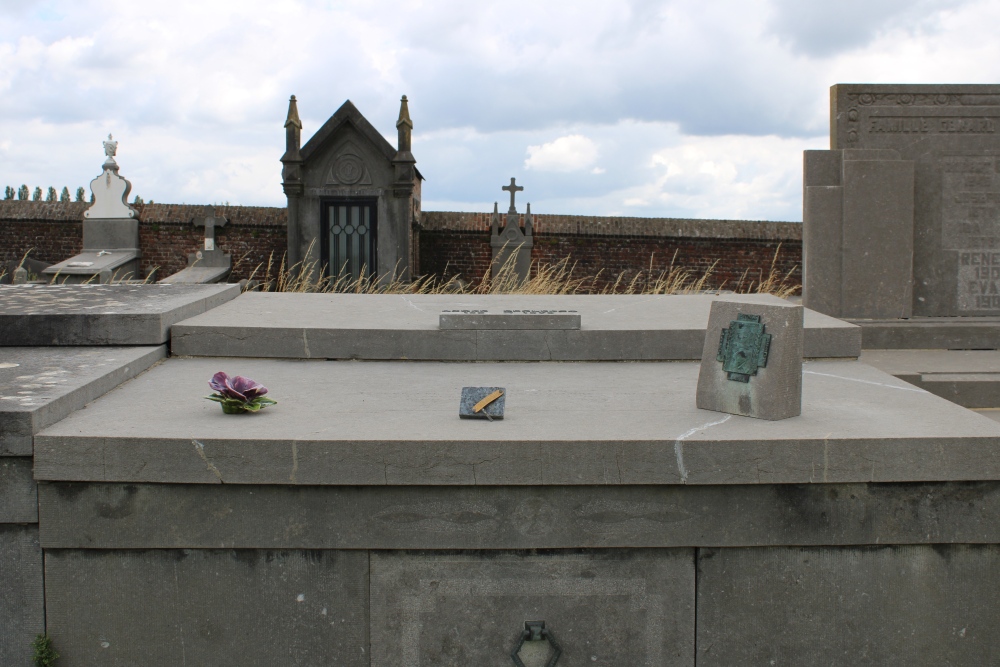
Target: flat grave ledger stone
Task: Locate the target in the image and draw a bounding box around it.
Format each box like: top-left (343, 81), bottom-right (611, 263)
top-left (805, 84), bottom-right (1000, 318)
top-left (32, 356), bottom-right (1000, 487)
top-left (171, 293), bottom-right (859, 360)
top-left (0, 283), bottom-right (240, 346)
top-left (0, 346), bottom-right (165, 456)
top-left (697, 299), bottom-right (803, 420)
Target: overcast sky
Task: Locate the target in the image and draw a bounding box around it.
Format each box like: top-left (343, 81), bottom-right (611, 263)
top-left (2, 0), bottom-right (999, 220)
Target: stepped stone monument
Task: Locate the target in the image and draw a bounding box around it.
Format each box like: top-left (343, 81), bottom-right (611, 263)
top-left (281, 95), bottom-right (422, 282)
top-left (490, 177), bottom-right (534, 282)
top-left (43, 135), bottom-right (142, 283)
top-left (804, 84), bottom-right (1000, 346)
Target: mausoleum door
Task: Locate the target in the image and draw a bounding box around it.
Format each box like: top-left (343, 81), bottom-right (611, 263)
top-left (321, 198), bottom-right (378, 281)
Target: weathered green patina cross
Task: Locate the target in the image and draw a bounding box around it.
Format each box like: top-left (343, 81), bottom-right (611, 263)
top-left (716, 313), bottom-right (771, 383)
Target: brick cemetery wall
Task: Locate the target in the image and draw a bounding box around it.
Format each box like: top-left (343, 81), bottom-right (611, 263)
top-left (1, 200), bottom-right (801, 291)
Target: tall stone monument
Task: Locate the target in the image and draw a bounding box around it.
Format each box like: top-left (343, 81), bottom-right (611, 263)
top-left (44, 135), bottom-right (141, 283)
top-left (281, 95), bottom-right (422, 282)
top-left (804, 84), bottom-right (1000, 321)
top-left (490, 177), bottom-right (534, 281)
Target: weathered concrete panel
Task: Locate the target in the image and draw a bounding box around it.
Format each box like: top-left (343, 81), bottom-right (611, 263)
top-left (39, 482), bottom-right (1000, 550)
top-left (0, 526), bottom-right (44, 667)
top-left (0, 346), bottom-right (165, 456)
top-left (697, 545), bottom-right (1000, 666)
top-left (0, 457), bottom-right (36, 523)
top-left (0, 283), bottom-right (239, 346)
top-left (45, 549), bottom-right (368, 667)
top-left (370, 550), bottom-right (693, 666)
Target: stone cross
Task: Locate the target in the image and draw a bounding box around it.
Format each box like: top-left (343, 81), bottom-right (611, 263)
top-left (502, 177), bottom-right (523, 214)
top-left (193, 207), bottom-right (228, 252)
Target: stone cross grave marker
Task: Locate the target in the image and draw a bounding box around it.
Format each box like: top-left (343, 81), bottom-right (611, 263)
top-left (503, 177), bottom-right (524, 214)
top-left (193, 207), bottom-right (228, 253)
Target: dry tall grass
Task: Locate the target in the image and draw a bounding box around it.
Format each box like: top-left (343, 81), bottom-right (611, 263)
top-left (244, 241), bottom-right (800, 298)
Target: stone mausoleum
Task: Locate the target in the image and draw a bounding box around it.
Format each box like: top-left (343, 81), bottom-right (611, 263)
top-left (281, 95), bottom-right (422, 281)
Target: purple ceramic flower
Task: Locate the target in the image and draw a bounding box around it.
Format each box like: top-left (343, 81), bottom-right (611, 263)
top-left (209, 371), bottom-right (268, 402)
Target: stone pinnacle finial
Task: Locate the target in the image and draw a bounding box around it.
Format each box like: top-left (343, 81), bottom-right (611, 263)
top-left (396, 95), bottom-right (412, 129)
top-left (284, 95), bottom-right (302, 129)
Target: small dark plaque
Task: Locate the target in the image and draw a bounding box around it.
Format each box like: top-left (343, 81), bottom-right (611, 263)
top-left (716, 313), bottom-right (771, 383)
top-left (459, 386), bottom-right (506, 420)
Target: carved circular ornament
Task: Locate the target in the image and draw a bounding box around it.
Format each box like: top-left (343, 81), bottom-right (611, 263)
top-left (333, 154), bottom-right (365, 185)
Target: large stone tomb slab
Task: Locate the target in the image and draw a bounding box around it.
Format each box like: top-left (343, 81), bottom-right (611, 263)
top-left (0, 283), bottom-right (240, 346)
top-left (170, 293), bottom-right (859, 360)
top-left (697, 299), bottom-right (802, 420)
top-left (370, 550), bottom-right (693, 667)
top-left (37, 481), bottom-right (1000, 550)
top-left (697, 545), bottom-right (1000, 666)
top-left (0, 526), bottom-right (44, 667)
top-left (0, 346), bottom-right (165, 455)
top-left (33, 357), bottom-right (1000, 486)
top-left (45, 549), bottom-right (369, 667)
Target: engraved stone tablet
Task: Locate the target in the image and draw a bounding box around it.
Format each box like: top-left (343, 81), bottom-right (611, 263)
top-left (440, 309), bottom-right (580, 330)
top-left (696, 299), bottom-right (802, 420)
top-left (459, 386), bottom-right (506, 420)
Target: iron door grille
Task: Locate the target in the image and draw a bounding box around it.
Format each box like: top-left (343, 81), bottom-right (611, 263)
top-left (321, 199), bottom-right (377, 281)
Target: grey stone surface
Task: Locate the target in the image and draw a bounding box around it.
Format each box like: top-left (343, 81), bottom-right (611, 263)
top-left (0, 458), bottom-right (36, 523)
top-left (697, 545), bottom-right (1000, 666)
top-left (832, 84), bottom-right (1000, 317)
top-left (45, 548), bottom-right (368, 667)
top-left (0, 525), bottom-right (44, 667)
top-left (439, 310), bottom-right (580, 330)
top-left (0, 283), bottom-right (240, 345)
top-left (841, 153), bottom-right (915, 318)
top-left (802, 147), bottom-right (915, 319)
top-left (697, 299), bottom-right (802, 420)
top-left (171, 293), bottom-right (860, 360)
top-left (32, 357), bottom-right (1000, 485)
top-left (801, 180), bottom-right (842, 315)
top-left (851, 316), bottom-right (1000, 349)
top-left (860, 349), bottom-right (1000, 408)
top-left (370, 550), bottom-right (693, 666)
top-left (0, 346), bottom-right (165, 455)
top-left (159, 264), bottom-right (231, 284)
top-left (37, 481), bottom-right (1000, 550)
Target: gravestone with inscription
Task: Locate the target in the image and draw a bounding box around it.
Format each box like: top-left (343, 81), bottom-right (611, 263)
top-left (281, 95), bottom-right (422, 282)
top-left (490, 177), bottom-right (534, 282)
top-left (804, 84), bottom-right (1000, 323)
top-left (696, 298), bottom-right (803, 420)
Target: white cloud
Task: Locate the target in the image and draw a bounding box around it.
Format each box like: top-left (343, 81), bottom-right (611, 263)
top-left (525, 134), bottom-right (599, 172)
top-left (0, 0), bottom-right (996, 219)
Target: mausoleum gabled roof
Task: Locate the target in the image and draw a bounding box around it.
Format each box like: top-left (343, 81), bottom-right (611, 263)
top-left (300, 99), bottom-right (397, 164)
